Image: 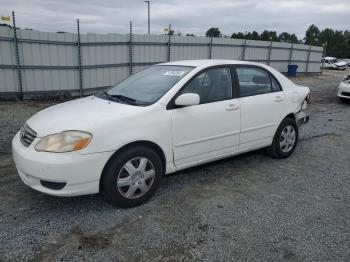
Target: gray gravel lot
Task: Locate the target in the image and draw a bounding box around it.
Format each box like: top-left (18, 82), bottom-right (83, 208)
top-left (0, 70), bottom-right (350, 261)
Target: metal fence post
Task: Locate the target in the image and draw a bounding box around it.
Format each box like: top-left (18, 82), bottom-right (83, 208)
top-left (288, 44), bottom-right (293, 65)
top-left (321, 43), bottom-right (327, 75)
top-left (167, 24), bottom-right (171, 62)
top-left (242, 39), bottom-right (246, 60)
top-left (129, 21), bottom-right (133, 75)
top-left (209, 37), bottom-right (213, 59)
top-left (306, 45), bottom-right (312, 73)
top-left (267, 40), bottom-right (272, 65)
top-left (77, 19), bottom-right (83, 97)
top-left (12, 11), bottom-right (23, 99)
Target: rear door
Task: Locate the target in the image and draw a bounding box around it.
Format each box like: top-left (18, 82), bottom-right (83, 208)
top-left (234, 66), bottom-right (286, 150)
top-left (170, 66), bottom-right (241, 168)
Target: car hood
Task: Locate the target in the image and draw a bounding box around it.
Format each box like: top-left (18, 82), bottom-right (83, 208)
top-left (27, 96), bottom-right (146, 137)
top-left (335, 61), bottom-right (348, 66)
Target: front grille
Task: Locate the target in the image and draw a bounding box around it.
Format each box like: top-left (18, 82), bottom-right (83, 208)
top-left (341, 92), bottom-right (350, 97)
top-left (20, 123), bottom-right (37, 147)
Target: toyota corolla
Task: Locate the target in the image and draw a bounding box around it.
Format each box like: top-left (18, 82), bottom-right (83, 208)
top-left (337, 72), bottom-right (350, 101)
top-left (12, 60), bottom-right (310, 207)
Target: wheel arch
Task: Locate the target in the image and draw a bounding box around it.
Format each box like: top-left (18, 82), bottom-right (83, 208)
top-left (271, 112), bottom-right (297, 144)
top-left (285, 113), bottom-right (296, 121)
top-left (99, 140), bottom-right (167, 193)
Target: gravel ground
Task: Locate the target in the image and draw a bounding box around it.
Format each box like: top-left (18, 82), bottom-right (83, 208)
top-left (0, 70), bottom-right (350, 261)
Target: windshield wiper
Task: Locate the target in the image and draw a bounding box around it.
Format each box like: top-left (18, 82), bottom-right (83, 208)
top-left (109, 94), bottom-right (137, 104)
top-left (100, 91), bottom-right (139, 105)
top-left (98, 91), bottom-right (149, 106)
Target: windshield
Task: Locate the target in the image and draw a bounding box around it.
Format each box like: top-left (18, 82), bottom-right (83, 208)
top-left (330, 58), bottom-right (341, 63)
top-left (100, 65), bottom-right (194, 105)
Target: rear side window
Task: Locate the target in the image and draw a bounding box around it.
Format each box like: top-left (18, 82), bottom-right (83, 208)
top-left (236, 67), bottom-right (272, 97)
top-left (236, 67), bottom-right (281, 97)
top-left (271, 76), bottom-right (282, 92)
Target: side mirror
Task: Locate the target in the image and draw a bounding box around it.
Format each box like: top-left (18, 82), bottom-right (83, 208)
top-left (174, 93), bottom-right (200, 107)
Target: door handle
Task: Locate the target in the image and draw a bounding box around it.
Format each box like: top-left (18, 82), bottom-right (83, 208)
top-left (274, 95), bottom-right (284, 102)
top-left (226, 104), bottom-right (239, 111)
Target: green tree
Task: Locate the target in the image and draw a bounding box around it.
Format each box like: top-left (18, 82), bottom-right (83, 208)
top-left (260, 30), bottom-right (278, 41)
top-left (289, 34), bottom-right (299, 44)
top-left (278, 32), bottom-right (299, 43)
top-left (248, 31), bottom-right (260, 40)
top-left (205, 27), bottom-right (222, 38)
top-left (331, 31), bottom-right (346, 58)
top-left (304, 24), bottom-right (320, 45)
top-left (231, 32), bottom-right (245, 39)
top-left (344, 30), bottom-right (350, 58)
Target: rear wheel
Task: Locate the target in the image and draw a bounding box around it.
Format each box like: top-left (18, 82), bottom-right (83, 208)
top-left (339, 97), bottom-right (349, 103)
top-left (101, 146), bottom-right (163, 208)
top-left (268, 118), bottom-right (298, 158)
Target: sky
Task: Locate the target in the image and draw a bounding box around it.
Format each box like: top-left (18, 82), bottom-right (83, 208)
top-left (0, 0), bottom-right (349, 38)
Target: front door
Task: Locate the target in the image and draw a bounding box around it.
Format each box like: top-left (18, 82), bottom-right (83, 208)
top-left (171, 66), bottom-right (241, 168)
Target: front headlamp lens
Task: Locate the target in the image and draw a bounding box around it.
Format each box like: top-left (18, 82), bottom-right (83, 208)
top-left (35, 131), bottom-right (92, 153)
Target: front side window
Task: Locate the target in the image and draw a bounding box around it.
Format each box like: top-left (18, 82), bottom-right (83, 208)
top-left (100, 65), bottom-right (193, 105)
top-left (236, 67), bottom-right (277, 97)
top-left (179, 67), bottom-right (232, 104)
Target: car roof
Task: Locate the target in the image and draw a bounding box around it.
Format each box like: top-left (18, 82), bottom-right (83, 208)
top-left (159, 59), bottom-right (266, 68)
top-left (325, 56), bottom-right (337, 60)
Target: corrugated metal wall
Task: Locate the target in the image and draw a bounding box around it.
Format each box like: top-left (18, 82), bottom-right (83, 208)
top-left (0, 27), bottom-right (323, 97)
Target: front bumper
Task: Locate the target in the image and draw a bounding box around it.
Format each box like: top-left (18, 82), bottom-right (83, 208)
top-left (337, 81), bottom-right (350, 99)
top-left (296, 111), bottom-right (309, 126)
top-left (12, 132), bottom-right (113, 197)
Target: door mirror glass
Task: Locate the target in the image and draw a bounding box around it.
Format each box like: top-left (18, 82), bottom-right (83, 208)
top-left (175, 93), bottom-right (200, 106)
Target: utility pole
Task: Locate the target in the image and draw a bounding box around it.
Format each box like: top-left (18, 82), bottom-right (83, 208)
top-left (77, 19), bottom-right (83, 97)
top-left (144, 1), bottom-right (150, 34)
top-left (321, 42), bottom-right (327, 75)
top-left (12, 11), bottom-right (23, 99)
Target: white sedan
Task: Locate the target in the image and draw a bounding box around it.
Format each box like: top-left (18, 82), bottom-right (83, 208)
top-left (322, 57), bottom-right (348, 70)
top-left (12, 60), bottom-right (310, 207)
top-left (337, 72), bottom-right (350, 101)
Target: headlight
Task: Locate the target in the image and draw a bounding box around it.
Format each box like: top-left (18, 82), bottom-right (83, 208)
top-left (35, 131), bottom-right (92, 153)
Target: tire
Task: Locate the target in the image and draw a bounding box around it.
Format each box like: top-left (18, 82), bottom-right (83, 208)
top-left (339, 97), bottom-right (348, 103)
top-left (101, 145), bottom-right (163, 208)
top-left (267, 117), bottom-right (299, 158)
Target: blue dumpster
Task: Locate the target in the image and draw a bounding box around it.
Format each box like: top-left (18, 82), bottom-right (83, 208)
top-left (287, 64), bottom-right (298, 77)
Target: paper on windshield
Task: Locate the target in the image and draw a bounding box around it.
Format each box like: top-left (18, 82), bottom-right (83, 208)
top-left (164, 71), bottom-right (186, 76)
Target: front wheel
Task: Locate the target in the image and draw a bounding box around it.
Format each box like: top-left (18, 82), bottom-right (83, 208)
top-left (267, 118), bottom-right (299, 158)
top-left (101, 146), bottom-right (163, 208)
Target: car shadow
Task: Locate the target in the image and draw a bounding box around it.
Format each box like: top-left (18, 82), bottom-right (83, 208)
top-left (6, 147), bottom-right (272, 213)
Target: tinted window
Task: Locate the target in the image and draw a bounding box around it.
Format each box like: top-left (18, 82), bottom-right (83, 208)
top-left (180, 67), bottom-right (232, 104)
top-left (236, 67), bottom-right (272, 97)
top-left (105, 65), bottom-right (193, 104)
